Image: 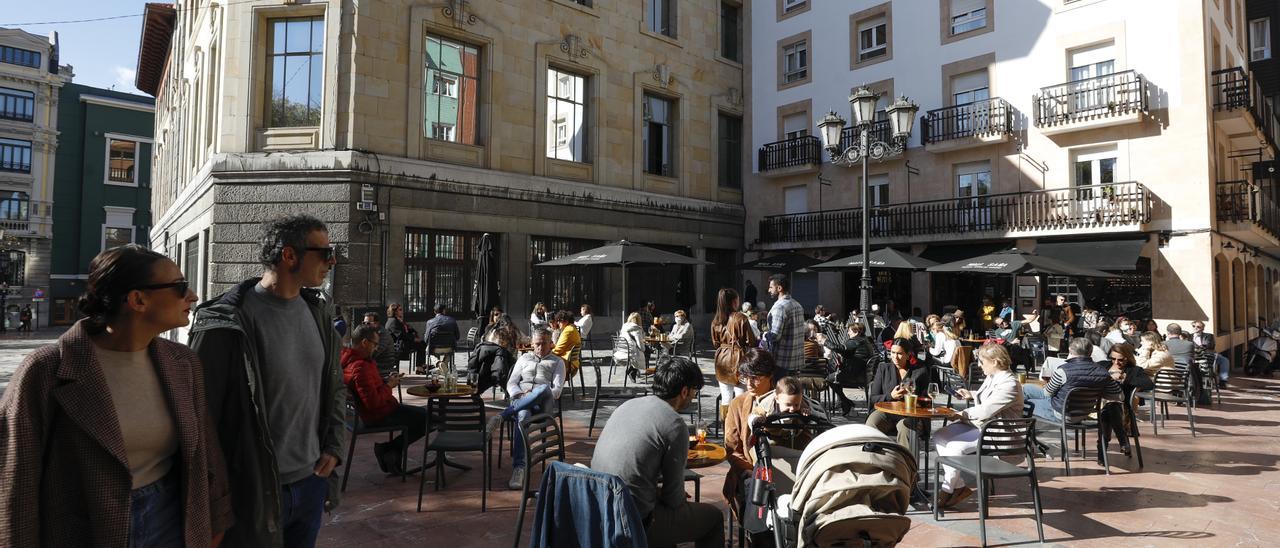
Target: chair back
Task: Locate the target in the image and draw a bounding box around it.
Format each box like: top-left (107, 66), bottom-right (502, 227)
top-left (465, 326), bottom-right (480, 347)
top-left (569, 344), bottom-right (582, 367)
top-left (431, 396), bottom-right (485, 431)
top-left (937, 366), bottom-right (966, 398)
top-left (344, 397), bottom-right (366, 430)
top-left (1153, 367), bottom-right (1189, 395)
top-left (1060, 387), bottom-right (1104, 425)
top-left (977, 417), bottom-right (1036, 459)
top-left (521, 412), bottom-right (566, 477)
top-left (612, 334), bottom-right (631, 357)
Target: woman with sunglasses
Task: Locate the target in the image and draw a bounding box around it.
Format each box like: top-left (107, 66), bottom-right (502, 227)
top-left (0, 244), bottom-right (232, 547)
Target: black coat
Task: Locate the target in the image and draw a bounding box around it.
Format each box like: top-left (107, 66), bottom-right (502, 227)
top-left (825, 335), bottom-right (877, 387)
top-left (868, 360), bottom-right (932, 404)
top-left (468, 342), bottom-right (514, 396)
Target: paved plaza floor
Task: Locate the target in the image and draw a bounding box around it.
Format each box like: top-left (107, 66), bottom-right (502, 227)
top-left (4, 332), bottom-right (1277, 546)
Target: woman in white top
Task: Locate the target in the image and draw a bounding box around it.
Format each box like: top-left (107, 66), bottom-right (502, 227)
top-left (746, 309), bottom-right (763, 339)
top-left (614, 312), bottom-right (647, 372)
top-left (574, 303), bottom-right (594, 338)
top-left (928, 321), bottom-right (959, 366)
top-left (933, 343), bottom-right (1024, 509)
top-left (529, 302), bottom-right (549, 330)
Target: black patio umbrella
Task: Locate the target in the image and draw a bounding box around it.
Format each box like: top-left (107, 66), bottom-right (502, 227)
top-left (734, 251), bottom-right (824, 273)
top-left (925, 248), bottom-right (1117, 277)
top-left (810, 248), bottom-right (939, 271)
top-left (536, 240), bottom-right (709, 320)
top-left (470, 233), bottom-right (500, 328)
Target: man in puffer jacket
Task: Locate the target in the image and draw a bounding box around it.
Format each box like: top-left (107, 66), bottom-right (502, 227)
top-left (342, 324), bottom-right (429, 475)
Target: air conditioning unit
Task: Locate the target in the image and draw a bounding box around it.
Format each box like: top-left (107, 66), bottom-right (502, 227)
top-left (356, 202), bottom-right (377, 211)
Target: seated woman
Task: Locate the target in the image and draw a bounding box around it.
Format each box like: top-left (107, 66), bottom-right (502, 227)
top-left (469, 327), bottom-right (516, 396)
top-left (866, 338), bottom-right (931, 449)
top-left (928, 321), bottom-right (960, 367)
top-left (1102, 342), bottom-right (1148, 459)
top-left (932, 343), bottom-right (1024, 509)
top-left (820, 321), bottom-right (877, 417)
top-left (343, 324), bottom-right (429, 475)
top-left (615, 312), bottom-right (648, 375)
top-left (803, 320), bottom-right (824, 360)
top-left (722, 349), bottom-right (777, 509)
top-left (1135, 331), bottom-right (1174, 377)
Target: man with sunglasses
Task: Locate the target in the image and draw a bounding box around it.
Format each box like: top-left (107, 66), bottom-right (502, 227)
top-left (189, 214), bottom-right (345, 548)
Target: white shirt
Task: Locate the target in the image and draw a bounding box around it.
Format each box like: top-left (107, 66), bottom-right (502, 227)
top-left (670, 320), bottom-right (691, 341)
top-left (530, 312), bottom-right (549, 330)
top-left (575, 314), bottom-right (594, 338)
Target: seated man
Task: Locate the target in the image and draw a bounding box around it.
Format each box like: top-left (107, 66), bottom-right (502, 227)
top-left (1023, 337), bottom-right (1123, 424)
top-left (342, 324), bottom-right (429, 474)
top-left (591, 356), bottom-right (724, 548)
top-left (493, 328), bottom-right (565, 490)
top-left (1190, 320), bottom-right (1230, 387)
top-left (668, 309), bottom-right (694, 355)
top-left (363, 312), bottom-right (400, 377)
top-left (424, 303), bottom-right (461, 367)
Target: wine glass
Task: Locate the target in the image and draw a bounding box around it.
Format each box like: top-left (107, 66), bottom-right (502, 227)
top-left (927, 383), bottom-right (940, 405)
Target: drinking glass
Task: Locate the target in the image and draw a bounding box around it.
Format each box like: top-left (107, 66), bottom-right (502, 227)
top-left (927, 383), bottom-right (940, 405)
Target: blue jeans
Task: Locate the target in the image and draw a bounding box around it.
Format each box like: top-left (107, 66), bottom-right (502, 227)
top-left (130, 469), bottom-right (183, 548)
top-left (1213, 354), bottom-right (1230, 381)
top-left (280, 473), bottom-right (329, 548)
top-left (1022, 384), bottom-right (1060, 422)
top-left (504, 384), bottom-right (554, 467)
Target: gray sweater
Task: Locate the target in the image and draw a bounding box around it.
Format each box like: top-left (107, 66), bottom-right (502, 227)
top-left (590, 396), bottom-right (687, 518)
top-left (240, 284), bottom-right (326, 484)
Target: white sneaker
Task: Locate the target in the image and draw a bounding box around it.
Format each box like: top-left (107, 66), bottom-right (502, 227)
top-left (508, 466), bottom-right (526, 490)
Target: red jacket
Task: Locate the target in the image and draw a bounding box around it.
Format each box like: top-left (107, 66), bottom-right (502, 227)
top-left (341, 347), bottom-right (398, 423)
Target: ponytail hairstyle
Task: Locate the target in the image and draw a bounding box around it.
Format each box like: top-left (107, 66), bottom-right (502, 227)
top-left (78, 244), bottom-right (169, 334)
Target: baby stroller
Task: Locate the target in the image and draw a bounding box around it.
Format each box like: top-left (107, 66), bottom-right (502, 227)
top-left (745, 416), bottom-right (917, 547)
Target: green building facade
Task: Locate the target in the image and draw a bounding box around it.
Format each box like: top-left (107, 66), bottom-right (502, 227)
top-left (50, 83), bottom-right (154, 324)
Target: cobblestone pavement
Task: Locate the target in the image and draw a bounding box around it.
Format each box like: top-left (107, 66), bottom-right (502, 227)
top-left (0, 327), bottom-right (67, 396)
top-left (5, 335), bottom-right (1278, 546)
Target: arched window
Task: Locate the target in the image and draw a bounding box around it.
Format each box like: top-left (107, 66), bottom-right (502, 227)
top-left (0, 249), bottom-right (24, 286)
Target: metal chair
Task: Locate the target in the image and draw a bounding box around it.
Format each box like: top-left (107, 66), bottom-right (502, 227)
top-left (1136, 367), bottom-right (1197, 436)
top-left (1037, 387), bottom-right (1106, 476)
top-left (511, 413), bottom-right (566, 548)
top-left (934, 418), bottom-right (1045, 547)
top-left (417, 396), bottom-right (492, 512)
top-left (341, 398), bottom-right (409, 492)
top-left (562, 344), bottom-right (587, 401)
top-left (609, 334), bottom-right (630, 381)
top-left (937, 365), bottom-right (969, 412)
top-left (588, 357), bottom-right (651, 437)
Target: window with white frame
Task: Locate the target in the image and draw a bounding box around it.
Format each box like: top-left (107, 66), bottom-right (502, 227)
top-left (858, 17), bottom-right (887, 62)
top-left (546, 68), bottom-right (587, 162)
top-left (783, 0), bottom-right (807, 13)
top-left (103, 227), bottom-right (133, 250)
top-left (107, 139), bottom-right (137, 184)
top-left (956, 161), bottom-right (991, 199)
top-left (783, 40), bottom-right (808, 83)
top-left (643, 94), bottom-right (674, 176)
top-left (430, 122), bottom-right (455, 141)
top-left (868, 174), bottom-right (890, 206)
top-left (432, 73), bottom-right (458, 98)
top-left (782, 113), bottom-right (808, 140)
top-left (951, 70), bottom-right (989, 105)
top-left (1251, 18), bottom-right (1271, 61)
top-left (784, 185), bottom-right (807, 214)
top-left (950, 0), bottom-right (987, 35)
top-left (1072, 146), bottom-right (1117, 200)
top-left (648, 0), bottom-right (675, 37)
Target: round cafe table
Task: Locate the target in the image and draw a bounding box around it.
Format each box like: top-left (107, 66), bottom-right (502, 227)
top-left (873, 400), bottom-right (958, 510)
top-left (687, 442), bottom-right (727, 469)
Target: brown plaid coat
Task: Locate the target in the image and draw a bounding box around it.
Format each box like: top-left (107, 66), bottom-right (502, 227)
top-left (0, 321), bottom-right (234, 547)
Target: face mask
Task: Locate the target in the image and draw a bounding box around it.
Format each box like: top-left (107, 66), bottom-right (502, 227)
top-left (1122, 325), bottom-right (1133, 334)
top-left (676, 317), bottom-right (687, 324)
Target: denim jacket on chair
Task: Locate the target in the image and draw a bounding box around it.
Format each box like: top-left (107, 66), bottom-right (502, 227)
top-left (531, 461), bottom-right (648, 548)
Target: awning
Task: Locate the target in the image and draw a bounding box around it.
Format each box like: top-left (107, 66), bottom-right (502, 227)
top-left (1035, 238), bottom-right (1147, 271)
top-left (919, 242), bottom-right (1010, 264)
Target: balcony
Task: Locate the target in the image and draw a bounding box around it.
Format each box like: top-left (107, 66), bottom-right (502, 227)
top-left (758, 135), bottom-right (822, 177)
top-left (1034, 70), bottom-right (1148, 135)
top-left (1211, 67), bottom-right (1280, 153)
top-left (757, 181), bottom-right (1150, 246)
top-left (1217, 180), bottom-right (1280, 247)
top-left (0, 198), bottom-right (51, 238)
top-left (922, 98), bottom-right (1014, 153)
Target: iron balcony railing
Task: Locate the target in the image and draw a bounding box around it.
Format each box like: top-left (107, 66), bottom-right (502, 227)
top-left (758, 134), bottom-right (822, 172)
top-left (838, 119), bottom-right (894, 151)
top-left (1217, 179), bottom-right (1280, 237)
top-left (1034, 69), bottom-right (1147, 128)
top-left (758, 181), bottom-right (1150, 244)
top-left (922, 97), bottom-right (1013, 144)
top-left (1212, 67), bottom-right (1280, 153)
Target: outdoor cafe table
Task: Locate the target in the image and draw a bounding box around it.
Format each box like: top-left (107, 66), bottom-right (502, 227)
top-left (687, 442), bottom-right (728, 469)
top-left (873, 401), bottom-right (958, 510)
top-left (644, 336), bottom-right (672, 360)
top-left (405, 384), bottom-right (478, 473)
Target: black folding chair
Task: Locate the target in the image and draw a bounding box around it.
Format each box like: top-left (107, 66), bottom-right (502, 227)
top-left (417, 396), bottom-right (492, 512)
top-left (510, 413), bottom-right (566, 548)
top-left (1135, 367), bottom-right (1196, 436)
top-left (588, 357), bottom-right (650, 437)
top-left (341, 398), bottom-right (409, 492)
top-left (934, 418), bottom-right (1045, 547)
top-left (1037, 387), bottom-right (1106, 476)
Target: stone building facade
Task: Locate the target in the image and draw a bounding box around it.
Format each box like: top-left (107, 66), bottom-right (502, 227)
top-left (138, 1), bottom-right (747, 338)
top-left (0, 28), bottom-right (68, 330)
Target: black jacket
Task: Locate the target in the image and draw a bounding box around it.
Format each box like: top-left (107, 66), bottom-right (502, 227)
top-left (868, 360), bottom-right (932, 404)
top-left (468, 341), bottom-right (514, 396)
top-left (188, 279), bottom-right (346, 548)
top-left (825, 335), bottom-right (877, 387)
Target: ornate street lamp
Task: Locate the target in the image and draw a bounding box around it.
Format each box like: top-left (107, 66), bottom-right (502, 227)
top-left (817, 87), bottom-right (919, 323)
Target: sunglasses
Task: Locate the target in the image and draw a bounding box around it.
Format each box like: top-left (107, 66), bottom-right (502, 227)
top-left (133, 280), bottom-right (190, 296)
top-left (304, 246), bottom-right (336, 261)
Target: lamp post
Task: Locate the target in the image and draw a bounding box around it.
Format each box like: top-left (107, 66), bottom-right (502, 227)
top-left (816, 88), bottom-right (918, 323)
